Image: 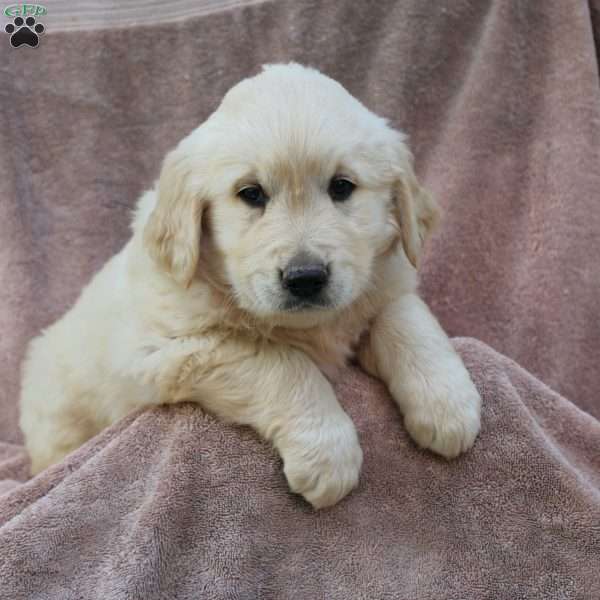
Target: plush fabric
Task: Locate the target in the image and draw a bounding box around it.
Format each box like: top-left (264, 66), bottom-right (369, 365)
top-left (1, 340), bottom-right (600, 598)
top-left (1, 0), bottom-right (599, 597)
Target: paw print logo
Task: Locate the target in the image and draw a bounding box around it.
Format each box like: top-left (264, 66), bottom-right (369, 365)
top-left (5, 16), bottom-right (45, 48)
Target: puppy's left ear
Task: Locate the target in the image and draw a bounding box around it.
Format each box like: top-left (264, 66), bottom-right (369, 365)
top-left (393, 147), bottom-right (440, 268)
top-left (144, 145), bottom-right (205, 287)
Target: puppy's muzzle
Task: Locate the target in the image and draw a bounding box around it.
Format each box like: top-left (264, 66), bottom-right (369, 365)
top-left (281, 254), bottom-right (329, 300)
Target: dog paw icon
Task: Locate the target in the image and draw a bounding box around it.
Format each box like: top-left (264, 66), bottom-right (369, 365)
top-left (5, 16), bottom-right (45, 48)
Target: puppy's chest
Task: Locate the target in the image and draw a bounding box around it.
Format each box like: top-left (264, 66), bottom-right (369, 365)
top-left (281, 320), bottom-right (369, 382)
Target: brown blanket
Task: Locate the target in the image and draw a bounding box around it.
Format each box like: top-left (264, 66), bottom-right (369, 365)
top-left (1, 0), bottom-right (600, 597)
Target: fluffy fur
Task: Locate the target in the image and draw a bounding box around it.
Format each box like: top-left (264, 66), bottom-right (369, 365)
top-left (19, 63), bottom-right (481, 508)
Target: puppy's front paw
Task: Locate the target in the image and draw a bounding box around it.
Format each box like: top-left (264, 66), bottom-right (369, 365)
top-left (402, 374), bottom-right (481, 459)
top-left (280, 415), bottom-right (363, 509)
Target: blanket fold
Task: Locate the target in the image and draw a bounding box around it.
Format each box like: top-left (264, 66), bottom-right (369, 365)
top-left (1, 339), bottom-right (599, 599)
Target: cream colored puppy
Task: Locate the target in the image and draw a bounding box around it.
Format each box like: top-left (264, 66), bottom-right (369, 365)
top-left (20, 63), bottom-right (480, 508)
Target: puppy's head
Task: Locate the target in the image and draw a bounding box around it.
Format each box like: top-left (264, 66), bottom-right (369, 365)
top-left (144, 63), bottom-right (438, 326)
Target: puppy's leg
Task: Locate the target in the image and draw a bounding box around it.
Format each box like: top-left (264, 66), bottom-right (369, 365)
top-left (174, 341), bottom-right (363, 509)
top-left (22, 413), bottom-right (99, 476)
top-left (358, 293), bottom-right (480, 458)
top-left (20, 337), bottom-right (106, 475)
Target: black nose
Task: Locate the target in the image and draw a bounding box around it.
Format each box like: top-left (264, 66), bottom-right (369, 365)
top-left (281, 258), bottom-right (329, 299)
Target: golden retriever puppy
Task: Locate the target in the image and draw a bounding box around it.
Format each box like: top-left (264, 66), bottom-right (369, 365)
top-left (19, 63), bottom-right (480, 508)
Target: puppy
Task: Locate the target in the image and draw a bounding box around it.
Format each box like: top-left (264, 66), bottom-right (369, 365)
top-left (19, 63), bottom-right (481, 508)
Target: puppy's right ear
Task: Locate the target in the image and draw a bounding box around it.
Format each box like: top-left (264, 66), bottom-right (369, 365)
top-left (144, 146), bottom-right (204, 287)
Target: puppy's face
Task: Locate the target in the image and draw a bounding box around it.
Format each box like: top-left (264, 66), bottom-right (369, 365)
top-left (145, 64), bottom-right (438, 327)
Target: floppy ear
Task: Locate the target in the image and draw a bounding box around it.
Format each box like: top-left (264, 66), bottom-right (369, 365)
top-left (393, 150), bottom-right (440, 268)
top-left (143, 146), bottom-right (204, 287)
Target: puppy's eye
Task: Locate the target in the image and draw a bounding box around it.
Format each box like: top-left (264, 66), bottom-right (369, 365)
top-left (237, 185), bottom-right (268, 208)
top-left (328, 177), bottom-right (356, 202)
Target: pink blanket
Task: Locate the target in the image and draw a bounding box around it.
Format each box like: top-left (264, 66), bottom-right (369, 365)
top-left (1, 0), bottom-right (599, 597)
